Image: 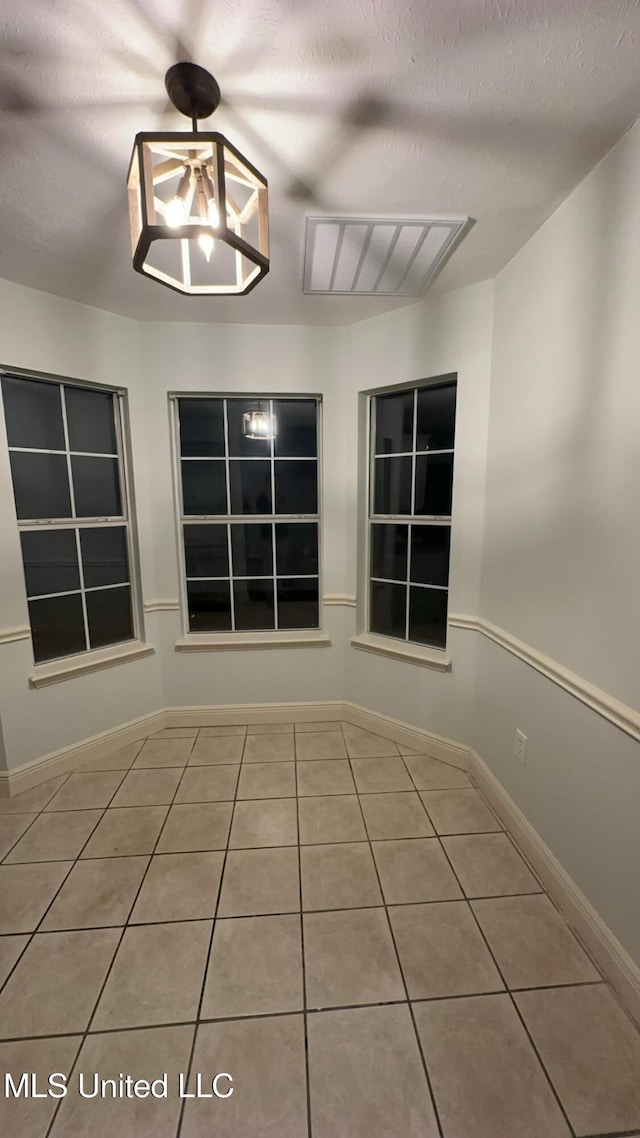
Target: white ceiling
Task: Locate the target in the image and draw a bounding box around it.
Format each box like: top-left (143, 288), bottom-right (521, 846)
top-left (1, 0), bottom-right (639, 325)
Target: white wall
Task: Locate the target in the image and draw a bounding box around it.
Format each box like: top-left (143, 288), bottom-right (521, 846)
top-left (476, 118), bottom-right (640, 962)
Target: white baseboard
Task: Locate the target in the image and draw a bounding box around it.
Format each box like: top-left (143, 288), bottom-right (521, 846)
top-left (164, 701), bottom-right (347, 727)
top-left (470, 749), bottom-right (640, 1027)
top-left (343, 701), bottom-right (471, 770)
top-left (0, 710), bottom-right (168, 797)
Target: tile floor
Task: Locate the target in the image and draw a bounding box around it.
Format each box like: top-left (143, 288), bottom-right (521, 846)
top-left (1, 721), bottom-right (640, 1138)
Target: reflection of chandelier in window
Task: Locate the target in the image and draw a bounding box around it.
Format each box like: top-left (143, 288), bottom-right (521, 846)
top-left (127, 63), bottom-right (269, 296)
top-left (243, 402), bottom-right (277, 440)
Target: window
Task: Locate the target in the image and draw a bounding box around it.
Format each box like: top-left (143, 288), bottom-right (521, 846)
top-left (1, 371), bottom-right (138, 664)
top-left (174, 395), bottom-right (321, 633)
top-left (368, 378), bottom-right (456, 651)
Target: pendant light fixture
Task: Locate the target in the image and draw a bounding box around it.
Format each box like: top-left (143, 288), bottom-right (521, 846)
top-left (242, 402), bottom-right (277, 440)
top-left (127, 63), bottom-right (269, 295)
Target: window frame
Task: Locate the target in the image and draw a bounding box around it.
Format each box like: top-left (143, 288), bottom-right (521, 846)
top-left (0, 365), bottom-right (144, 667)
top-left (170, 392), bottom-right (324, 640)
top-left (364, 374), bottom-right (457, 656)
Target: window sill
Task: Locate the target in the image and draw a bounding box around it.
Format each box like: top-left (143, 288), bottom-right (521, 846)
top-left (350, 632), bottom-right (451, 671)
top-left (29, 642), bottom-right (156, 689)
top-left (175, 630), bottom-right (332, 652)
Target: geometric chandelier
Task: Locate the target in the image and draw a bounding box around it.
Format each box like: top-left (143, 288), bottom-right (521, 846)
top-left (127, 63), bottom-right (269, 296)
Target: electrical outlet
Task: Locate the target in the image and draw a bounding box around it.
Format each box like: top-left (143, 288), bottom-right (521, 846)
top-left (514, 729), bottom-right (527, 765)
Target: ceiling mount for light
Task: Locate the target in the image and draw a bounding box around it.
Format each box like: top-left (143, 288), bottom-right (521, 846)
top-left (127, 62), bottom-right (269, 296)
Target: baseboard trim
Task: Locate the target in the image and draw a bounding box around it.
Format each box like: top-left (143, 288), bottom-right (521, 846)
top-left (343, 701), bottom-right (470, 770)
top-left (470, 748), bottom-right (640, 1026)
top-left (164, 701), bottom-right (347, 727)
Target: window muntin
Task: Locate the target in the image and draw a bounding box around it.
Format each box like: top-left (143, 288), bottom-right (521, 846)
top-left (1, 372), bottom-right (138, 664)
top-left (175, 395), bottom-right (321, 634)
top-left (368, 379), bottom-right (456, 651)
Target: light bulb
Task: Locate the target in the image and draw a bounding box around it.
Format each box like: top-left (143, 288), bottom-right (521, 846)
top-left (198, 233), bottom-right (215, 262)
top-left (208, 199), bottom-right (220, 229)
top-left (165, 196), bottom-right (185, 227)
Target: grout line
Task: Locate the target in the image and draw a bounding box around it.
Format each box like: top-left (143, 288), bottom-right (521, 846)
top-left (294, 742), bottom-right (314, 1138)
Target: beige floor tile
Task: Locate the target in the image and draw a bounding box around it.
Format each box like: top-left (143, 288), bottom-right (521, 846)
top-left (0, 861), bottom-right (72, 932)
top-left (301, 843), bottom-right (382, 911)
top-left (351, 757), bottom-right (414, 793)
top-left (188, 735), bottom-right (245, 765)
top-left (0, 775), bottom-right (67, 815)
top-left (342, 725), bottom-right (399, 758)
top-left (403, 753), bottom-right (472, 789)
top-left (49, 1025), bottom-right (193, 1138)
top-left (243, 733), bottom-right (295, 763)
top-left (390, 901), bottom-right (504, 998)
top-left (202, 914), bottom-right (303, 1018)
top-left (218, 847), bottom-right (300, 917)
top-left (247, 722), bottom-right (294, 733)
top-left (414, 994), bottom-right (570, 1138)
top-left (130, 851), bottom-right (224, 923)
top-left (421, 788), bottom-right (502, 834)
top-left (199, 725), bottom-right (247, 737)
top-left (0, 928), bottom-right (120, 1037)
top-left (472, 893), bottom-right (600, 988)
top-left (308, 1003), bottom-right (439, 1138)
top-left (92, 920), bottom-right (212, 1030)
top-left (230, 798), bottom-right (298, 848)
top-left (398, 743), bottom-right (421, 755)
top-left (181, 1015), bottom-right (307, 1138)
top-left (41, 856), bottom-right (149, 930)
top-left (295, 721), bottom-right (341, 732)
top-left (443, 833), bottom-right (541, 897)
top-left (152, 727), bottom-right (199, 738)
top-left (0, 813), bottom-right (37, 859)
top-left (156, 802), bottom-right (233, 852)
top-left (175, 765), bottom-right (239, 803)
top-left (133, 737), bottom-right (194, 767)
top-left (80, 806), bottom-right (168, 858)
top-left (298, 795), bottom-right (366, 844)
top-left (78, 741), bottom-right (144, 771)
top-left (296, 761), bottom-right (356, 797)
top-left (1, 1035), bottom-right (82, 1138)
top-left (295, 731), bottom-right (347, 760)
top-left (0, 934), bottom-right (29, 986)
top-left (515, 984), bottom-right (640, 1134)
top-left (5, 809), bottom-right (102, 863)
top-left (237, 761), bottom-right (295, 799)
top-left (44, 771), bottom-right (125, 811)
top-left (372, 838), bottom-right (463, 904)
top-left (304, 907), bottom-right (405, 1009)
top-left (110, 768), bottom-right (182, 807)
top-left (360, 791), bottom-right (434, 839)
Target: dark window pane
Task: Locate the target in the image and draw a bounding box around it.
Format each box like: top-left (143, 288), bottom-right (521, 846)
top-left (410, 526), bottom-right (451, 586)
top-left (233, 579), bottom-right (275, 630)
top-left (184, 524), bottom-right (229, 578)
top-left (414, 454), bottom-right (454, 516)
top-left (2, 375), bottom-right (65, 450)
top-left (86, 585), bottom-right (133, 649)
top-left (274, 400), bottom-right (317, 458)
top-left (179, 398), bottom-right (225, 457)
top-left (9, 452), bottom-right (71, 520)
top-left (370, 580), bottom-right (406, 640)
top-left (275, 523), bottom-right (318, 576)
top-left (275, 460), bottom-right (317, 514)
top-left (29, 593), bottom-right (85, 663)
top-left (80, 526), bottom-right (129, 588)
top-left (227, 400), bottom-right (271, 458)
top-left (231, 523), bottom-right (273, 577)
top-left (20, 529), bottom-right (79, 597)
top-left (374, 391), bottom-right (413, 455)
top-left (230, 460), bottom-right (272, 514)
top-left (72, 456), bottom-right (122, 517)
top-left (187, 581), bottom-right (232, 631)
top-left (277, 579), bottom-right (319, 629)
top-left (181, 460), bottom-right (227, 515)
top-left (416, 383), bottom-right (456, 451)
top-left (65, 387), bottom-right (117, 454)
top-left (409, 586), bottom-right (448, 649)
top-left (373, 456), bottom-right (411, 515)
top-left (371, 523), bottom-right (407, 582)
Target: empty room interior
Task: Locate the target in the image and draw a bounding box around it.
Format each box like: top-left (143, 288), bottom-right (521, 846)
top-left (1, 2), bottom-right (640, 1136)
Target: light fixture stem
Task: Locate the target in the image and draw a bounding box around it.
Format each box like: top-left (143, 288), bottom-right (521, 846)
top-left (191, 116), bottom-right (198, 134)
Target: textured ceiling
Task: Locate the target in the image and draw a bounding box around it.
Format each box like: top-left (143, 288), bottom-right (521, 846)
top-left (0, 0), bottom-right (639, 325)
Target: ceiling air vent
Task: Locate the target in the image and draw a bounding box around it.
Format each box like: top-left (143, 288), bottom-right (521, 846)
top-left (303, 216), bottom-right (469, 296)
